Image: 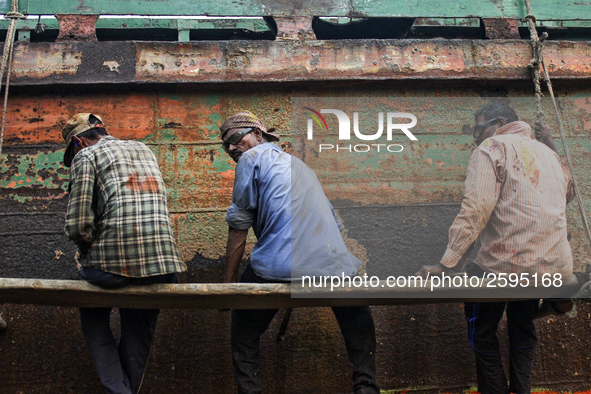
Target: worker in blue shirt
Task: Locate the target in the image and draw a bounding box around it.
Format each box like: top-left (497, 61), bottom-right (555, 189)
top-left (221, 111), bottom-right (379, 394)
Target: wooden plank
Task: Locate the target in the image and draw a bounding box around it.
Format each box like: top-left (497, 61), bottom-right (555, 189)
top-left (0, 278), bottom-right (582, 309)
top-left (2, 0), bottom-right (590, 20)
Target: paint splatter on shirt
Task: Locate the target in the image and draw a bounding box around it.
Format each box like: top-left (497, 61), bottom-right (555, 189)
top-left (440, 121), bottom-right (574, 280)
top-left (65, 136), bottom-right (185, 277)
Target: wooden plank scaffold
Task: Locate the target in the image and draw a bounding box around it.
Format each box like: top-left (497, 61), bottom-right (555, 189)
top-left (0, 275), bottom-right (585, 310)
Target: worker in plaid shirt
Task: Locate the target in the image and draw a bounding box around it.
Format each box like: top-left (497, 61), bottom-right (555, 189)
top-left (62, 113), bottom-right (186, 394)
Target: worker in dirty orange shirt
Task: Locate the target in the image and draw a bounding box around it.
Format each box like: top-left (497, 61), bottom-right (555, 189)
top-left (417, 102), bottom-right (574, 394)
top-left (62, 113), bottom-right (186, 394)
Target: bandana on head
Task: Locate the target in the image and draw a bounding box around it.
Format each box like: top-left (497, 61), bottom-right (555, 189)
top-left (219, 111), bottom-right (279, 142)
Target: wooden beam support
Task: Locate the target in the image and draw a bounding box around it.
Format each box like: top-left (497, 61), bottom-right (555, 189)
top-left (0, 278), bottom-right (581, 310)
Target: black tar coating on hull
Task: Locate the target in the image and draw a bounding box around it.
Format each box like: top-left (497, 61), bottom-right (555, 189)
top-left (2, 198), bottom-right (591, 393)
top-left (335, 202), bottom-right (479, 278)
top-left (75, 42), bottom-right (136, 83)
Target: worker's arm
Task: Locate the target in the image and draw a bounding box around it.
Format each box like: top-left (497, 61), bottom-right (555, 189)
top-left (417, 146), bottom-right (502, 278)
top-left (535, 119), bottom-right (558, 153)
top-left (441, 147), bottom-right (501, 269)
top-left (224, 155), bottom-right (258, 283)
top-left (225, 226), bottom-right (249, 283)
top-left (562, 163), bottom-right (575, 204)
top-left (65, 154), bottom-right (96, 251)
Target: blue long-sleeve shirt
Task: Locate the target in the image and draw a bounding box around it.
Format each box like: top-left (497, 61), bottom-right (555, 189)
top-left (226, 143), bottom-right (361, 280)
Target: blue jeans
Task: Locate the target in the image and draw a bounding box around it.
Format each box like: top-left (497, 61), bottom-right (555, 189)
top-left (79, 267), bottom-right (178, 394)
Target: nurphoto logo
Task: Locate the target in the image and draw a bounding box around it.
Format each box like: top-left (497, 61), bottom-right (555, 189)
top-left (303, 107), bottom-right (418, 153)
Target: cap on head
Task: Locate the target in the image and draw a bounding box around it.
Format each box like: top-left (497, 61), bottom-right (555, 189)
top-left (219, 111), bottom-right (280, 142)
top-left (62, 113), bottom-right (104, 167)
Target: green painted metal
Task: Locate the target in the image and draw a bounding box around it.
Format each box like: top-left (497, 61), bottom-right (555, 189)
top-left (533, 20), bottom-right (591, 27)
top-left (413, 18), bottom-right (481, 27)
top-left (332, 17), bottom-right (591, 28)
top-left (416, 17), bottom-right (591, 28)
top-left (1, 0), bottom-right (589, 20)
top-left (0, 17), bottom-right (270, 31)
top-left (350, 0), bottom-right (588, 20)
top-left (5, 17), bottom-right (591, 32)
top-left (17, 29), bottom-right (29, 41)
top-left (5, 0), bottom-right (349, 17)
top-left (4, 16), bottom-right (590, 43)
top-left (178, 28), bottom-right (189, 42)
top-left (0, 150), bottom-right (69, 204)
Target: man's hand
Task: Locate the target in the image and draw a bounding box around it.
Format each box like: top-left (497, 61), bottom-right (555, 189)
top-left (74, 250), bottom-right (81, 270)
top-left (534, 119), bottom-right (557, 153)
top-left (340, 228), bottom-right (348, 239)
top-left (415, 264), bottom-right (450, 279)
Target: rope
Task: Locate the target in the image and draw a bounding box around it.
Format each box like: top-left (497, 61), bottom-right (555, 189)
top-left (523, 0), bottom-right (591, 262)
top-left (0, 0), bottom-right (20, 325)
top-left (35, 15), bottom-right (44, 34)
top-left (0, 0), bottom-right (25, 155)
top-left (524, 1), bottom-right (591, 311)
top-left (522, 9), bottom-right (544, 120)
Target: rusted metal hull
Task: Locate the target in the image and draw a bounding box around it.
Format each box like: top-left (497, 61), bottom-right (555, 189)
top-left (2, 29), bottom-right (591, 393)
top-left (2, 81), bottom-right (591, 393)
top-left (8, 40), bottom-right (591, 85)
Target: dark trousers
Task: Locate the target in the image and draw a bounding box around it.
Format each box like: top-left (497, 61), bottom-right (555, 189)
top-left (79, 267), bottom-right (178, 394)
top-left (231, 265), bottom-right (379, 394)
top-left (464, 300), bottom-right (539, 394)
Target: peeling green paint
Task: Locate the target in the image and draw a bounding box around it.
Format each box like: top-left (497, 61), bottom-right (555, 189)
top-left (0, 151), bottom-right (68, 193)
top-left (160, 128), bottom-right (180, 141)
top-left (138, 132), bottom-right (155, 142)
top-left (6, 0), bottom-right (590, 19)
top-left (212, 147), bottom-right (235, 173)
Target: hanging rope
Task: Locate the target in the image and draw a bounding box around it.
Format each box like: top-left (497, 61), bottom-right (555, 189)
top-left (0, 0), bottom-right (26, 155)
top-left (522, 5), bottom-right (545, 121)
top-left (34, 15), bottom-right (44, 33)
top-left (524, 0), bottom-right (591, 311)
top-left (524, 0), bottom-right (591, 260)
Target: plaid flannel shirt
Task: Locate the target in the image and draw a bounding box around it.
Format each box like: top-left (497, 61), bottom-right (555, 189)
top-left (65, 136), bottom-right (185, 277)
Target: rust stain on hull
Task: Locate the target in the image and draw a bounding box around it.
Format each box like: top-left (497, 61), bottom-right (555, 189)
top-left (2, 73), bottom-right (591, 393)
top-left (8, 40), bottom-right (591, 85)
